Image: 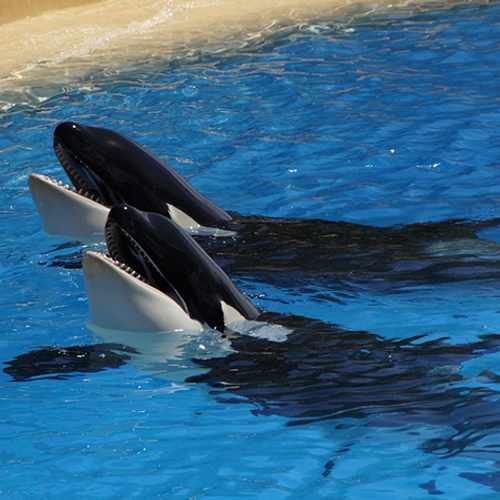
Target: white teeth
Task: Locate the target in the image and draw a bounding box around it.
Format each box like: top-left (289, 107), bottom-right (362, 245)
top-left (102, 252), bottom-right (148, 284)
top-left (43, 171), bottom-right (105, 206)
top-left (53, 147), bottom-right (106, 205)
top-left (105, 225), bottom-right (158, 286)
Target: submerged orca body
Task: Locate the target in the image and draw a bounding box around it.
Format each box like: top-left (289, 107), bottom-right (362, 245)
top-left (203, 215), bottom-right (500, 290)
top-left (29, 121), bottom-right (231, 240)
top-left (3, 343), bottom-right (137, 381)
top-left (7, 203), bottom-right (500, 479)
top-left (84, 205), bottom-right (258, 333)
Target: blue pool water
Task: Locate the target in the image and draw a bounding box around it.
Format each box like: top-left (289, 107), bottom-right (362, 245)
top-left (3, 1), bottom-right (500, 497)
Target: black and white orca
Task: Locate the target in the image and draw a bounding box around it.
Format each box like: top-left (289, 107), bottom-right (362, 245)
top-left (84, 204), bottom-right (258, 333)
top-left (7, 203), bottom-right (500, 481)
top-left (29, 121), bottom-right (232, 240)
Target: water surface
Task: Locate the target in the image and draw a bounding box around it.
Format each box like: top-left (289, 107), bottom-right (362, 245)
top-left (2, 2), bottom-right (500, 498)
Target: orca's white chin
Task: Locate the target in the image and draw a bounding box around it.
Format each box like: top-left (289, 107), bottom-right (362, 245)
top-left (83, 251), bottom-right (204, 333)
top-left (29, 173), bottom-right (109, 243)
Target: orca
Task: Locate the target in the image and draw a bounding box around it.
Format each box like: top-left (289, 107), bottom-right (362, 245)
top-left (31, 122), bottom-right (500, 290)
top-left (83, 204), bottom-right (259, 334)
top-left (7, 202), bottom-right (500, 481)
top-left (29, 121), bottom-right (232, 241)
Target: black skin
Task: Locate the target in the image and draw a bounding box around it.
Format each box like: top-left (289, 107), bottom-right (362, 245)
top-left (53, 121), bottom-right (232, 227)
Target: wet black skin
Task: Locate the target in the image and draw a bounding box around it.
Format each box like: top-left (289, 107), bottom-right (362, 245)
top-left (53, 121), bottom-right (232, 227)
top-left (106, 205), bottom-right (259, 332)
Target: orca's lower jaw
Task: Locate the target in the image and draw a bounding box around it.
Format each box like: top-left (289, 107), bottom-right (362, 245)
top-left (84, 250), bottom-right (250, 335)
top-left (28, 141), bottom-right (109, 240)
top-left (28, 173), bottom-right (110, 241)
top-left (31, 173), bottom-right (103, 206)
top-left (97, 251), bottom-right (150, 288)
top-left (83, 251), bottom-right (204, 333)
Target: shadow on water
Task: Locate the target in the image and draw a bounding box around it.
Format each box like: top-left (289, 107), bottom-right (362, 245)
top-left (3, 343), bottom-right (137, 381)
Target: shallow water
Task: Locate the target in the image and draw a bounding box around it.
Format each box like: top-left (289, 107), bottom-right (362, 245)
top-left (2, 1), bottom-right (500, 498)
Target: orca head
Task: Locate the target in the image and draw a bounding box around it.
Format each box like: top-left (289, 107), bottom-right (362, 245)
top-left (52, 122), bottom-right (232, 229)
top-left (91, 204), bottom-right (259, 333)
top-left (53, 122), bottom-right (124, 208)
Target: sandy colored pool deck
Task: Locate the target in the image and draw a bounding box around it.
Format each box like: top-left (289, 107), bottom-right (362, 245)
top-left (0, 0), bottom-right (104, 24)
top-left (0, 0), bottom-right (345, 81)
top-left (0, 0), bottom-right (488, 105)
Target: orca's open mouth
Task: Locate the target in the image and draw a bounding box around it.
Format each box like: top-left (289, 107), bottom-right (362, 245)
top-left (32, 173), bottom-right (104, 204)
top-left (105, 222), bottom-right (156, 285)
top-left (53, 141), bottom-right (106, 206)
top-left (100, 249), bottom-right (148, 286)
top-left (104, 219), bottom-right (188, 312)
